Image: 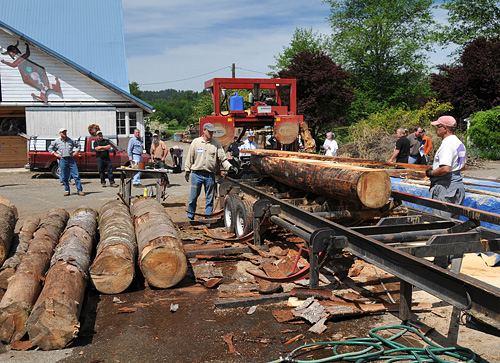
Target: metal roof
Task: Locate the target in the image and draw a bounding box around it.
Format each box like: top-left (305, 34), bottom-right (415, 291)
top-left (0, 0), bottom-right (129, 92)
top-left (0, 1), bottom-right (153, 113)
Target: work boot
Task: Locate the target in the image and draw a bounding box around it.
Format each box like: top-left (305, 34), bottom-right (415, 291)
top-left (78, 191), bottom-right (85, 196)
top-left (102, 184), bottom-right (106, 187)
top-left (110, 183), bottom-right (118, 188)
top-left (64, 191), bottom-right (70, 196)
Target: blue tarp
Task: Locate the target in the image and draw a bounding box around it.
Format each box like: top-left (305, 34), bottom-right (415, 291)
top-left (391, 177), bottom-right (500, 266)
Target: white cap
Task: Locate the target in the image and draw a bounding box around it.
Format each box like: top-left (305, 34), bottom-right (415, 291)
top-left (58, 127), bottom-right (67, 133)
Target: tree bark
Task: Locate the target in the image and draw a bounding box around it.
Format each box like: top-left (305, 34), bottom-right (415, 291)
top-left (0, 215), bottom-right (40, 290)
top-left (131, 198), bottom-right (187, 288)
top-left (0, 201), bottom-right (18, 266)
top-left (26, 207), bottom-right (97, 350)
top-left (90, 200), bottom-right (137, 294)
top-left (0, 209), bottom-right (68, 343)
top-left (250, 155), bottom-right (392, 209)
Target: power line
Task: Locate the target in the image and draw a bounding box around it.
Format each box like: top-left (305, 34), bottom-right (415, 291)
top-left (140, 66), bottom-right (232, 86)
top-left (235, 66), bottom-right (269, 75)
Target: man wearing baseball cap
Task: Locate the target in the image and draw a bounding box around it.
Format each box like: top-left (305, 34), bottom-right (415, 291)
top-left (184, 123), bottom-right (236, 221)
top-left (425, 116), bottom-right (466, 218)
top-left (48, 128), bottom-right (84, 196)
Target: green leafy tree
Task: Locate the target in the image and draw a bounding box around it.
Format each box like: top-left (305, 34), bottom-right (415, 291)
top-left (129, 81), bottom-right (143, 99)
top-left (325, 0), bottom-right (436, 113)
top-left (191, 91), bottom-right (214, 122)
top-left (278, 50), bottom-right (354, 139)
top-left (269, 28), bottom-right (331, 75)
top-left (438, 0), bottom-right (500, 52)
top-left (467, 107), bottom-right (500, 160)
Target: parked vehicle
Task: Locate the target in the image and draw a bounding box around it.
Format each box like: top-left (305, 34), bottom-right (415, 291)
top-left (25, 135), bottom-right (150, 178)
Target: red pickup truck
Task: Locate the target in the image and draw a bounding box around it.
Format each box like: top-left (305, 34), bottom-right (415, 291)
top-left (26, 136), bottom-right (150, 178)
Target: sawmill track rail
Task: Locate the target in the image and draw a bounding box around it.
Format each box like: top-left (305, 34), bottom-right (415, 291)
top-left (222, 177), bottom-right (500, 332)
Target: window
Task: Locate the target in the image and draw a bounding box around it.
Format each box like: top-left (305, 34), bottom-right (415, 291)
top-left (116, 112), bottom-right (126, 135)
top-left (116, 110), bottom-right (140, 136)
top-left (129, 112), bottom-right (137, 134)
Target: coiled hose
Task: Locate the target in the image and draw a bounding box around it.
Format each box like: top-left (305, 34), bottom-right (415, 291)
top-left (267, 325), bottom-right (477, 363)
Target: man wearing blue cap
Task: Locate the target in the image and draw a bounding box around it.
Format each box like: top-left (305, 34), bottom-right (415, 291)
top-left (185, 123), bottom-right (236, 221)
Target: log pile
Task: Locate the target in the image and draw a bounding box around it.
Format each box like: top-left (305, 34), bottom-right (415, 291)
top-left (0, 215), bottom-right (40, 289)
top-left (0, 198), bottom-right (18, 266)
top-left (249, 153), bottom-right (392, 209)
top-left (26, 207), bottom-right (97, 350)
top-left (131, 198), bottom-right (187, 288)
top-left (90, 200), bottom-right (137, 294)
top-left (0, 209), bottom-right (68, 343)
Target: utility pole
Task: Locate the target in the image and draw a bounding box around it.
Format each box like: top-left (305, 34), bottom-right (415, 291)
top-left (232, 63), bottom-right (235, 78)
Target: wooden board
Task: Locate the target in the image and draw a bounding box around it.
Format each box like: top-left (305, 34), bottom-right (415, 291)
top-left (0, 136), bottom-right (27, 168)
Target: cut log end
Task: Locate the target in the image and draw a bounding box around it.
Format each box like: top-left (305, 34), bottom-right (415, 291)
top-left (357, 170), bottom-right (392, 209)
top-left (0, 301), bottom-right (31, 343)
top-left (140, 247), bottom-right (188, 289)
top-left (26, 298), bottom-right (80, 351)
top-left (90, 254), bottom-right (135, 295)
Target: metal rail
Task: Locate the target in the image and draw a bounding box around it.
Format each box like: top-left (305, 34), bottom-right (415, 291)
top-left (224, 177), bottom-right (500, 330)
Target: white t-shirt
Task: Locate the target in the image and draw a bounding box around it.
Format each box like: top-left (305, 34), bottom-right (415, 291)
top-left (323, 139), bottom-right (338, 156)
top-left (432, 135), bottom-right (466, 172)
top-left (239, 139), bottom-right (258, 150)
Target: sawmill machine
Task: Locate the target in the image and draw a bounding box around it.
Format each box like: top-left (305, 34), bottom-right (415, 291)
top-left (199, 78), bottom-right (303, 147)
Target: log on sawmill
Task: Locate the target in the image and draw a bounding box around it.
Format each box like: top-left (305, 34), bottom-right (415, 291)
top-left (0, 215), bottom-right (40, 289)
top-left (131, 198), bottom-right (187, 288)
top-left (0, 198), bottom-right (19, 266)
top-left (26, 207), bottom-right (97, 350)
top-left (250, 155), bottom-right (392, 209)
top-left (90, 200), bottom-right (137, 294)
top-left (0, 209), bottom-right (68, 343)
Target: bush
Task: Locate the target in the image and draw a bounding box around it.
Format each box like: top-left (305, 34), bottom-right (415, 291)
top-left (467, 107), bottom-right (500, 160)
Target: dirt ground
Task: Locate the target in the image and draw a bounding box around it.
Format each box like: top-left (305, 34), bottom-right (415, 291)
top-left (0, 141), bottom-right (499, 362)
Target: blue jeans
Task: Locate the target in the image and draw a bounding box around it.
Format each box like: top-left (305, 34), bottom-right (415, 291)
top-left (408, 155), bottom-right (418, 164)
top-left (132, 154), bottom-right (142, 184)
top-left (60, 157), bottom-right (82, 192)
top-left (97, 158), bottom-right (115, 184)
top-left (187, 171), bottom-right (215, 220)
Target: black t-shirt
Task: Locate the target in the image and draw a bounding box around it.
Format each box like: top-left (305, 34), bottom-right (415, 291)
top-left (94, 139), bottom-right (111, 159)
top-left (228, 142), bottom-right (240, 157)
top-left (395, 136), bottom-right (410, 163)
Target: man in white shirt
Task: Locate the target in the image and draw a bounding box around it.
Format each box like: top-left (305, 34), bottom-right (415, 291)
top-left (239, 131), bottom-right (258, 150)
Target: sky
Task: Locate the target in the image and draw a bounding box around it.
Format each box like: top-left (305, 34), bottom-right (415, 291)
top-left (123, 0), bottom-right (454, 93)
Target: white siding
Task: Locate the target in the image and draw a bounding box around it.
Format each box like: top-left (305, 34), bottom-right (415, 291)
top-left (0, 32), bottom-right (124, 103)
top-left (25, 108), bottom-right (116, 137)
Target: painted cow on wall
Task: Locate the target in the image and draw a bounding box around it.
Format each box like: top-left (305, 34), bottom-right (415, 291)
top-left (1, 41), bottom-right (61, 102)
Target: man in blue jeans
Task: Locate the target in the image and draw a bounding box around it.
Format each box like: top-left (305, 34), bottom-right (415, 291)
top-left (48, 128), bottom-right (84, 196)
top-left (185, 123), bottom-right (236, 220)
top-left (127, 128), bottom-right (144, 187)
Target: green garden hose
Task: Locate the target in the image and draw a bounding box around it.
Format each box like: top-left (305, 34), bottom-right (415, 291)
top-left (267, 325), bottom-right (478, 363)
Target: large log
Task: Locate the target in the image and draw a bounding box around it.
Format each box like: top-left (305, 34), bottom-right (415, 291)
top-left (26, 207), bottom-right (97, 350)
top-left (250, 155), bottom-right (392, 209)
top-left (90, 200), bottom-right (137, 294)
top-left (131, 198), bottom-right (187, 288)
top-left (0, 209), bottom-right (68, 343)
top-left (0, 215), bottom-right (40, 289)
top-left (0, 199), bottom-right (18, 266)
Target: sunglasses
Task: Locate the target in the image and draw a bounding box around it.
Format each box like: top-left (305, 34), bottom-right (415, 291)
top-left (435, 124), bottom-right (445, 129)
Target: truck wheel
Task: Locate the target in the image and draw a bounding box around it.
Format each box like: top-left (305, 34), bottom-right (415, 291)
top-left (51, 163), bottom-right (60, 179)
top-left (234, 199), bottom-right (254, 238)
top-left (223, 194), bottom-right (238, 233)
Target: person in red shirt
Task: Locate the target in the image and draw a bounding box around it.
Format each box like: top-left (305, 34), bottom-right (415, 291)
top-left (421, 128), bottom-right (433, 165)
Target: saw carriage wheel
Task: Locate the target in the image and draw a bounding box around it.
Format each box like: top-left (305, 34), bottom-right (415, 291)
top-left (234, 198), bottom-right (254, 238)
top-left (223, 194), bottom-right (239, 233)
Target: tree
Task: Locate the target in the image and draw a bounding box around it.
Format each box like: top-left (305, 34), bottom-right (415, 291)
top-left (129, 81), bottom-right (143, 99)
top-left (191, 91), bottom-right (213, 122)
top-left (269, 28), bottom-right (331, 75)
top-left (278, 51), bottom-right (354, 139)
top-left (467, 107), bottom-right (500, 160)
top-left (324, 0), bottom-right (436, 112)
top-left (431, 36), bottom-right (500, 120)
top-left (438, 0), bottom-right (500, 51)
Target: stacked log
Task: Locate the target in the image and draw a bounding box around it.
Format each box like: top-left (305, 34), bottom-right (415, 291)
top-left (131, 198), bottom-right (187, 288)
top-left (250, 154), bottom-right (392, 209)
top-left (0, 209), bottom-right (68, 343)
top-left (0, 216), bottom-right (40, 289)
top-left (0, 198), bottom-right (18, 266)
top-left (26, 207), bottom-right (97, 350)
top-left (90, 200), bottom-right (137, 294)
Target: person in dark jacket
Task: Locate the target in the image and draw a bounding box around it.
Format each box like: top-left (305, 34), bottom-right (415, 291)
top-left (93, 131), bottom-right (117, 187)
top-left (389, 128), bottom-right (410, 163)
